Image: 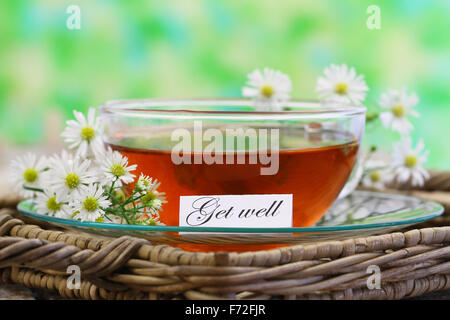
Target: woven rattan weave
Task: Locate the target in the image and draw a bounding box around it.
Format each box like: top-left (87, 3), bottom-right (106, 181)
top-left (0, 171), bottom-right (449, 300)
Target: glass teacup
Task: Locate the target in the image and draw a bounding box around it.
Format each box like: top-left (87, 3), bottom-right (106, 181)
top-left (99, 99), bottom-right (365, 229)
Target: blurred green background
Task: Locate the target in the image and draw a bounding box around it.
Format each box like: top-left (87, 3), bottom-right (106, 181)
top-left (0, 0), bottom-right (449, 168)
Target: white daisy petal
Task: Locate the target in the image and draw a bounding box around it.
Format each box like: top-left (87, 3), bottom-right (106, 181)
top-left (362, 168), bottom-right (389, 190)
top-left (8, 153), bottom-right (49, 198)
top-left (379, 112), bottom-right (393, 129)
top-left (73, 110), bottom-right (87, 126)
top-left (391, 138), bottom-right (429, 187)
top-left (71, 184), bottom-right (111, 222)
top-left (61, 108), bottom-right (104, 158)
top-left (34, 188), bottom-right (71, 218)
top-left (242, 68), bottom-right (292, 111)
top-left (87, 107), bottom-right (96, 125)
top-left (315, 64), bottom-right (368, 105)
top-left (377, 87), bottom-right (420, 134)
top-left (96, 147), bottom-right (137, 187)
top-left (45, 150), bottom-right (97, 201)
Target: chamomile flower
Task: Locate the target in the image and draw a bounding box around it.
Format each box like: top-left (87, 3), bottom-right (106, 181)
top-left (9, 153), bottom-right (48, 198)
top-left (71, 184), bottom-right (111, 222)
top-left (316, 64), bottom-right (368, 105)
top-left (379, 87), bottom-right (419, 135)
top-left (137, 207), bottom-right (164, 226)
top-left (61, 108), bottom-right (104, 158)
top-left (138, 177), bottom-right (166, 211)
top-left (34, 189), bottom-right (71, 219)
top-left (137, 200), bottom-right (165, 226)
top-left (133, 174), bottom-right (166, 224)
top-left (47, 150), bottom-right (97, 200)
top-left (96, 148), bottom-right (137, 186)
top-left (362, 169), bottom-right (390, 190)
top-left (242, 68), bottom-right (292, 111)
top-left (391, 138), bottom-right (430, 187)
top-left (135, 173), bottom-right (154, 192)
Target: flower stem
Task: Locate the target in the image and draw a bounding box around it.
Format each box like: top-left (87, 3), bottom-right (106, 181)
top-left (23, 185), bottom-right (44, 193)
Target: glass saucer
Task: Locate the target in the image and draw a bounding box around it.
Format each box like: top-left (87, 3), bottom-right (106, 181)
top-left (17, 190), bottom-right (443, 251)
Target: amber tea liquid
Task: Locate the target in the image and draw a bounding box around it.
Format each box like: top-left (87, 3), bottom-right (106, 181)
top-left (109, 126), bottom-right (358, 237)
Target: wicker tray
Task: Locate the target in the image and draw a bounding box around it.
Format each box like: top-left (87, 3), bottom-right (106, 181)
top-left (1, 171), bottom-right (450, 300)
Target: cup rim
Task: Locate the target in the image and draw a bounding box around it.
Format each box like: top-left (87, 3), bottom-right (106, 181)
top-left (99, 98), bottom-right (366, 117)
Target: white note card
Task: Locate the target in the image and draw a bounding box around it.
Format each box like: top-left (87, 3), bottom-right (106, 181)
top-left (179, 194), bottom-right (293, 229)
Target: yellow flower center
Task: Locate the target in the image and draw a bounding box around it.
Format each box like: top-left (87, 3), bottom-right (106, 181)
top-left (404, 155), bottom-right (417, 168)
top-left (23, 168), bottom-right (38, 183)
top-left (65, 173), bottom-right (80, 189)
top-left (95, 216), bottom-right (103, 223)
top-left (83, 196), bottom-right (99, 212)
top-left (260, 85), bottom-right (275, 98)
top-left (334, 82), bottom-right (348, 95)
top-left (46, 196), bottom-right (62, 211)
top-left (369, 171), bottom-right (381, 183)
top-left (142, 191), bottom-right (156, 205)
top-left (392, 104), bottom-right (405, 117)
top-left (80, 126), bottom-right (96, 142)
top-left (111, 164), bottom-right (125, 177)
